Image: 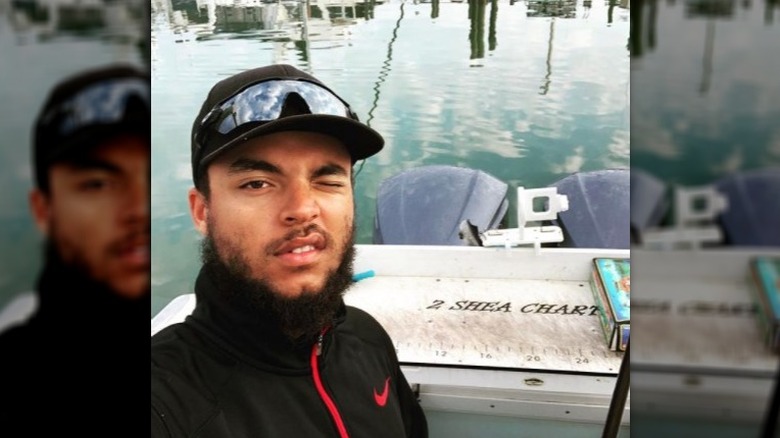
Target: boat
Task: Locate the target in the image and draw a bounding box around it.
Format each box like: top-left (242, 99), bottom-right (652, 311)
top-left (715, 167), bottom-right (780, 246)
top-left (372, 165), bottom-right (509, 246)
top-left (152, 166), bottom-right (632, 433)
top-left (550, 169), bottom-right (630, 249)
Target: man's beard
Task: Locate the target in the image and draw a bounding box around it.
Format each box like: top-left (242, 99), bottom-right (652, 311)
top-left (44, 219), bottom-right (150, 299)
top-left (44, 238), bottom-right (93, 280)
top-left (201, 222), bottom-right (356, 342)
top-left (38, 237), bottom-right (149, 328)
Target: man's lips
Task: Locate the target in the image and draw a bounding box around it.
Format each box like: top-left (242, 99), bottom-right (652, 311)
top-left (273, 234), bottom-right (326, 266)
top-left (112, 238), bottom-right (151, 268)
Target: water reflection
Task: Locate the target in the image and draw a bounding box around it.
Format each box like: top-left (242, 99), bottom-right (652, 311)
top-left (210, 1), bottom-right (377, 31)
top-left (631, 0), bottom-right (778, 184)
top-left (539, 19), bottom-right (555, 94)
top-left (152, 0), bottom-right (632, 48)
top-left (685, 0), bottom-right (737, 17)
top-left (366, 1), bottom-right (404, 128)
top-left (629, 0), bottom-right (656, 57)
top-left (431, 0), bottom-right (440, 18)
top-left (632, 0), bottom-right (780, 59)
top-left (526, 0), bottom-right (577, 17)
top-left (465, 0), bottom-right (498, 59)
top-left (4, 0), bottom-right (147, 46)
top-left (0, 0), bottom-right (147, 315)
top-left (168, 0), bottom-right (210, 25)
top-left (154, 0), bottom-right (381, 36)
top-left (768, 0), bottom-right (780, 23)
top-left (607, 0), bottom-right (631, 22)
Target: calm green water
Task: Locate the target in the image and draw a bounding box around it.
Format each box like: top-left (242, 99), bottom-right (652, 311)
top-left (150, 0), bottom-right (631, 315)
top-left (0, 1), bottom-right (147, 310)
top-left (631, 0), bottom-right (780, 186)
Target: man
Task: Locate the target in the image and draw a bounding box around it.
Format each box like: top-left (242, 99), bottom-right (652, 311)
top-left (151, 64), bottom-right (428, 437)
top-left (0, 65), bottom-right (150, 432)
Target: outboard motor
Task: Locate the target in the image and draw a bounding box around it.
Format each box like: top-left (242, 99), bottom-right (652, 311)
top-left (630, 169), bottom-right (670, 242)
top-left (716, 167), bottom-right (780, 246)
top-left (373, 165), bottom-right (508, 245)
top-left (549, 169), bottom-right (630, 249)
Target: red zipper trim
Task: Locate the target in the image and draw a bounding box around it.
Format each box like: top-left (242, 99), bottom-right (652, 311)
top-left (311, 328), bottom-right (349, 438)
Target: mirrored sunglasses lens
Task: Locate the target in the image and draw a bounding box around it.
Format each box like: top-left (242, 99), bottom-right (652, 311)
top-left (212, 80), bottom-right (349, 135)
top-left (43, 78), bottom-right (149, 137)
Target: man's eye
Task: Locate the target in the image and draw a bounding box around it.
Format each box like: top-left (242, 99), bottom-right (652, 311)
top-left (79, 179), bottom-right (109, 191)
top-left (317, 180), bottom-right (346, 188)
top-left (240, 180), bottom-right (269, 189)
top-left (315, 177), bottom-right (347, 187)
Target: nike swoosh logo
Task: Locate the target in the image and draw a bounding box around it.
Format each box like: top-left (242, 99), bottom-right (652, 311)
top-left (373, 377), bottom-right (390, 407)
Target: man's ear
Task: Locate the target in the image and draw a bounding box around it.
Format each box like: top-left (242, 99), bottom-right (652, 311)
top-left (29, 189), bottom-right (51, 237)
top-left (188, 187), bottom-right (208, 236)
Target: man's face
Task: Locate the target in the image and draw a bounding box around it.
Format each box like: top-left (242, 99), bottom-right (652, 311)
top-left (30, 135), bottom-right (150, 299)
top-left (189, 131), bottom-right (355, 299)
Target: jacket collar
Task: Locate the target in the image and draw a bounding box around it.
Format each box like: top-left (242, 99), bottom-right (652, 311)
top-left (187, 265), bottom-right (346, 372)
top-left (33, 251), bottom-right (149, 335)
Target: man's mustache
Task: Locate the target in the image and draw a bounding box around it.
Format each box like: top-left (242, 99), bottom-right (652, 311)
top-left (105, 226), bottom-right (150, 257)
top-left (265, 224), bottom-right (332, 256)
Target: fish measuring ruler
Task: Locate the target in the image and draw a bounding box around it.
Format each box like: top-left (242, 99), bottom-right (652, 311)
top-left (345, 275), bottom-right (624, 374)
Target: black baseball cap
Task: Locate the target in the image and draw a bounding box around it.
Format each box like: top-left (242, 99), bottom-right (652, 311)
top-left (191, 64), bottom-right (384, 187)
top-left (33, 64), bottom-right (150, 189)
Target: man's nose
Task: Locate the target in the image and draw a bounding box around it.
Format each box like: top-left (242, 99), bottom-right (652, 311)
top-left (280, 182), bottom-right (320, 225)
top-left (121, 171), bottom-right (149, 223)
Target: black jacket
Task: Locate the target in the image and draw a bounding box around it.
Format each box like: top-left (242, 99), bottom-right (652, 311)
top-left (151, 266), bottom-right (428, 437)
top-left (0, 256), bottom-right (149, 436)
